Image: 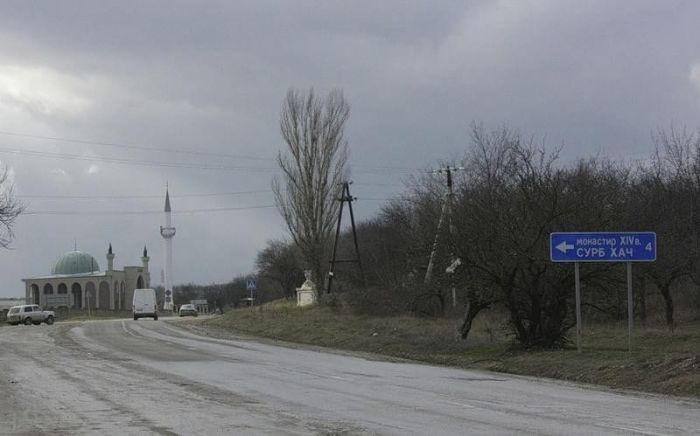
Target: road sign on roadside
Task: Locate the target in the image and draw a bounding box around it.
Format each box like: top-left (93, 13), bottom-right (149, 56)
top-left (550, 231), bottom-right (657, 355)
top-left (550, 232), bottom-right (656, 263)
top-left (246, 277), bottom-right (257, 292)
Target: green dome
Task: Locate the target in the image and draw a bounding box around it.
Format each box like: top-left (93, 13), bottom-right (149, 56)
top-left (51, 251), bottom-right (100, 275)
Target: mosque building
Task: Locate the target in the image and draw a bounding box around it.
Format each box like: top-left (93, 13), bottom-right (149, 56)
top-left (21, 244), bottom-right (151, 310)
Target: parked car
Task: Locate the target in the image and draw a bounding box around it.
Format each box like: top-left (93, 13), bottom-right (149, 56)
top-left (6, 305), bottom-right (55, 325)
top-left (132, 288), bottom-right (158, 320)
top-left (179, 304), bottom-right (198, 317)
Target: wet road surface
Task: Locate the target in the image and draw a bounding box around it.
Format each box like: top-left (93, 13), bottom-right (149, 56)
top-left (0, 318), bottom-right (698, 435)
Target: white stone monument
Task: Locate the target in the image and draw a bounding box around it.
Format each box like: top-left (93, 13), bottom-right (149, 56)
top-left (296, 270), bottom-right (317, 307)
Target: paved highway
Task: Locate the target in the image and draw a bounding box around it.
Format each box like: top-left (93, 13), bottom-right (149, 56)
top-left (0, 319), bottom-right (698, 435)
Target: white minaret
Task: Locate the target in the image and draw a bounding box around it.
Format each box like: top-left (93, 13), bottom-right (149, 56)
top-left (160, 186), bottom-right (176, 311)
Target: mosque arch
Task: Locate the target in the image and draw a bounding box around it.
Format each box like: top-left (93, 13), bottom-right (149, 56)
top-left (85, 282), bottom-right (96, 309)
top-left (43, 283), bottom-right (54, 295)
top-left (30, 284), bottom-right (40, 304)
top-left (98, 281), bottom-right (110, 310)
top-left (71, 283), bottom-right (82, 309)
top-left (58, 283), bottom-right (68, 294)
top-left (136, 275), bottom-right (144, 289)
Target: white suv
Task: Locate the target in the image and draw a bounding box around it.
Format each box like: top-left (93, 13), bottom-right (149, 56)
top-left (6, 305), bottom-right (55, 326)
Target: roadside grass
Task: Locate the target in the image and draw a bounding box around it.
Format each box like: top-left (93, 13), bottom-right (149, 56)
top-left (191, 299), bottom-right (700, 398)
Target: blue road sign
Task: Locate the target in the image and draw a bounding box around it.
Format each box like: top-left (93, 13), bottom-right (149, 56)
top-left (246, 277), bottom-right (257, 291)
top-left (550, 232), bottom-right (656, 263)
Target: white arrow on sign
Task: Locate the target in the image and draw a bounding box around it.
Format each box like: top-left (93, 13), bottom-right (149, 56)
top-left (556, 241), bottom-right (574, 253)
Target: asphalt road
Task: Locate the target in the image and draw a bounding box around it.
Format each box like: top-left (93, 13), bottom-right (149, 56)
top-left (0, 318), bottom-right (698, 435)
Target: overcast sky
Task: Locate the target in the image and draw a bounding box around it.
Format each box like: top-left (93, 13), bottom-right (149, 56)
top-left (1, 1), bottom-right (699, 297)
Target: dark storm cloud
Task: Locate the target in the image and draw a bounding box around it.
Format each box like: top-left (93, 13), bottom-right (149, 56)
top-left (0, 1), bottom-right (699, 295)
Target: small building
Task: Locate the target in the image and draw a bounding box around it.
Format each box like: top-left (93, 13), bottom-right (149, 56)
top-left (190, 299), bottom-right (209, 314)
top-left (21, 244), bottom-right (151, 310)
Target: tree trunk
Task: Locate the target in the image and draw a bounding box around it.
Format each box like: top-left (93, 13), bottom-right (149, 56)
top-left (505, 300), bottom-right (528, 346)
top-left (459, 299), bottom-right (489, 340)
top-left (659, 284), bottom-right (674, 328)
top-left (304, 244), bottom-right (324, 299)
top-left (638, 276), bottom-right (647, 326)
top-left (435, 291), bottom-right (445, 316)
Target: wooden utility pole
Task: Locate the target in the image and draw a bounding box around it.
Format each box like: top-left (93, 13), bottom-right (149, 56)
top-left (424, 166), bottom-right (465, 307)
top-left (327, 181), bottom-right (364, 294)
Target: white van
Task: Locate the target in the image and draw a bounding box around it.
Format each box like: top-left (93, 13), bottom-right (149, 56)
top-left (132, 288), bottom-right (158, 320)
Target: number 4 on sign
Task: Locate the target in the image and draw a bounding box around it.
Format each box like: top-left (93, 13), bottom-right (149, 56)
top-left (646, 243), bottom-right (652, 251)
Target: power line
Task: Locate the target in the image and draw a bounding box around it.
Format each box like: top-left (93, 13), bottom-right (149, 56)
top-left (17, 189), bottom-right (397, 201)
top-left (21, 195), bottom-right (400, 215)
top-left (353, 168), bottom-right (416, 175)
top-left (18, 189), bottom-right (273, 200)
top-left (353, 182), bottom-right (403, 187)
top-left (0, 146), bottom-right (277, 172)
top-left (0, 130), bottom-right (273, 161)
top-left (0, 130), bottom-right (423, 173)
top-left (23, 204), bottom-right (277, 216)
top-left (0, 145), bottom-right (419, 176)
top-left (353, 165), bottom-right (420, 172)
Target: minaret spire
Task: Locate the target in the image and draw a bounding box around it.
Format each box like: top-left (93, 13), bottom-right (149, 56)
top-left (141, 245), bottom-right (150, 273)
top-left (160, 185), bottom-right (176, 311)
top-left (107, 242), bottom-right (115, 272)
top-left (164, 183), bottom-right (171, 212)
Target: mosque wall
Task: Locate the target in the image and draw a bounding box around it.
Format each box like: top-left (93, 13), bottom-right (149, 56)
top-left (22, 249), bottom-right (151, 311)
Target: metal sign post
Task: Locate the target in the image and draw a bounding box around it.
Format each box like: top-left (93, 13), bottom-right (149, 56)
top-left (574, 262), bottom-right (581, 353)
top-left (627, 262), bottom-right (633, 354)
top-left (550, 232), bottom-right (656, 354)
top-left (246, 277), bottom-right (257, 307)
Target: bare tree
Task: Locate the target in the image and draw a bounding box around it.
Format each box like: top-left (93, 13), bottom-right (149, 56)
top-left (256, 239), bottom-right (305, 298)
top-left (273, 88), bottom-right (349, 295)
top-left (0, 167), bottom-right (23, 248)
top-left (631, 126), bottom-right (700, 328)
top-left (452, 124), bottom-right (576, 347)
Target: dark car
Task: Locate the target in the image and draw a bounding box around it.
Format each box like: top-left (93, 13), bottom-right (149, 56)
top-left (178, 304), bottom-right (198, 317)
